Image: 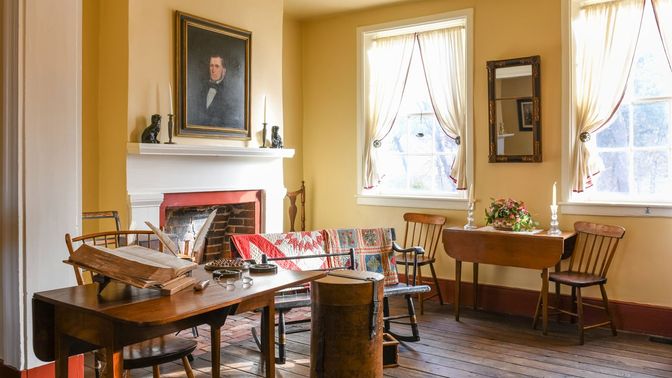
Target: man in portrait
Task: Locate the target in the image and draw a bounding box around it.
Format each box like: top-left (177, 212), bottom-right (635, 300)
top-left (190, 54), bottom-right (237, 127)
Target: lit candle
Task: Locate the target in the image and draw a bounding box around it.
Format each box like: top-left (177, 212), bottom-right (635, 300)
top-left (468, 184), bottom-right (474, 203)
top-left (263, 96), bottom-right (267, 124)
top-left (552, 182), bottom-right (557, 206)
top-left (168, 82), bottom-right (173, 115)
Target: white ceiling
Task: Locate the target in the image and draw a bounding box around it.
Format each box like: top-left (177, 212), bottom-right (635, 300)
top-left (284, 0), bottom-right (413, 20)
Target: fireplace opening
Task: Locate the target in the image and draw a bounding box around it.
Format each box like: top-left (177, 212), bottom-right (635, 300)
top-left (160, 190), bottom-right (262, 262)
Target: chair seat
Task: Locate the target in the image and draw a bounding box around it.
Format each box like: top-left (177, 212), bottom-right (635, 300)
top-left (123, 335), bottom-right (197, 370)
top-left (275, 291), bottom-right (312, 310)
top-left (384, 283), bottom-right (431, 297)
top-left (396, 255), bottom-right (435, 266)
top-left (549, 271), bottom-right (607, 287)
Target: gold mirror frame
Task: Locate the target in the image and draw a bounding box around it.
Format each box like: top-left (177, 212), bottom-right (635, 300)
top-left (487, 56), bottom-right (541, 162)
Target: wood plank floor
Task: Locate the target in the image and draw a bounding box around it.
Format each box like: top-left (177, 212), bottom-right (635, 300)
top-left (95, 298), bottom-right (672, 377)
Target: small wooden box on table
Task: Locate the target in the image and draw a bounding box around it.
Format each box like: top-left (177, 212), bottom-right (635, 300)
top-left (442, 227), bottom-right (576, 334)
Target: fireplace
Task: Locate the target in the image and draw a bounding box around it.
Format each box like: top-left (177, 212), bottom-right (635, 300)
top-left (160, 190), bottom-right (262, 261)
top-left (125, 143), bottom-right (294, 249)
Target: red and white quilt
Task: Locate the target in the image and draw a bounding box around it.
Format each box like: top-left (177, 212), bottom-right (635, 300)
top-left (231, 231), bottom-right (329, 271)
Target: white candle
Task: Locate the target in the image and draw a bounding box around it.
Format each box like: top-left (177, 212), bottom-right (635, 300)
top-left (468, 184), bottom-right (474, 203)
top-left (168, 82), bottom-right (173, 115)
top-left (263, 96), bottom-right (267, 124)
top-left (552, 182), bottom-right (557, 206)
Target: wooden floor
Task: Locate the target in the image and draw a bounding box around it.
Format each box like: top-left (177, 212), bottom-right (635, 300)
top-left (94, 298), bottom-right (672, 377)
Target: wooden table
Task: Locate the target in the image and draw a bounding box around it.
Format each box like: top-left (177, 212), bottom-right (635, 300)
top-left (33, 268), bottom-right (326, 378)
top-left (442, 227), bottom-right (575, 334)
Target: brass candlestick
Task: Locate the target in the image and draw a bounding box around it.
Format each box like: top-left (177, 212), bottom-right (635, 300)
top-left (165, 114), bottom-right (175, 144)
top-left (261, 122), bottom-right (268, 148)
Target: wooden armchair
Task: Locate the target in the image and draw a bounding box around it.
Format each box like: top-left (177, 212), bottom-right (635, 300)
top-left (65, 230), bottom-right (197, 377)
top-left (395, 213), bottom-right (447, 314)
top-left (532, 221), bottom-right (626, 344)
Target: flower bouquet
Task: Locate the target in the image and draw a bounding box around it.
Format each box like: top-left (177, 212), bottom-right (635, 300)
top-left (485, 198), bottom-right (537, 231)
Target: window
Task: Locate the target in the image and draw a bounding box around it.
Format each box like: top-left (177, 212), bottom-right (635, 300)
top-left (357, 10), bottom-right (473, 209)
top-left (564, 0), bottom-right (672, 216)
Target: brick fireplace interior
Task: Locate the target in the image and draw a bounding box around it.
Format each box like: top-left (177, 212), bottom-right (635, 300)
top-left (159, 190), bottom-right (262, 262)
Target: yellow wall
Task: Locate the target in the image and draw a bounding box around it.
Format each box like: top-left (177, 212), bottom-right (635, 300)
top-left (86, 0), bottom-right (287, 228)
top-left (283, 15), bottom-right (305, 230)
top-left (300, 0), bottom-right (672, 307)
top-left (82, 0), bottom-right (100, 233)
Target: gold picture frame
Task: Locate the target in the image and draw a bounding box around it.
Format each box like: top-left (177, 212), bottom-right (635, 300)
top-left (175, 11), bottom-right (251, 139)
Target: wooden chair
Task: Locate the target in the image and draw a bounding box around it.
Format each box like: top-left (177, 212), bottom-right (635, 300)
top-left (395, 213), bottom-right (446, 314)
top-left (82, 210), bottom-right (122, 231)
top-left (532, 221), bottom-right (626, 344)
top-left (65, 230), bottom-right (197, 377)
top-left (286, 181), bottom-right (305, 232)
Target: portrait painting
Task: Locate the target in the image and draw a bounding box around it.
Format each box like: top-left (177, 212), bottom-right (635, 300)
top-left (175, 12), bottom-right (251, 139)
top-left (517, 98), bottom-right (534, 131)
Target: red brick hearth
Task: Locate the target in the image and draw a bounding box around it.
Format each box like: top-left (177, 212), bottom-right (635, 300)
top-left (160, 190), bottom-right (262, 261)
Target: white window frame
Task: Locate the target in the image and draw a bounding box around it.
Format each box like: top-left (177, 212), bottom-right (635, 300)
top-left (561, 0), bottom-right (672, 218)
top-left (355, 9), bottom-right (474, 210)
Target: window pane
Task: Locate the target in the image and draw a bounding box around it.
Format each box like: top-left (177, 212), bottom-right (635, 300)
top-left (380, 117), bottom-right (408, 153)
top-left (434, 155), bottom-right (456, 192)
top-left (595, 152), bottom-right (629, 193)
top-left (407, 114), bottom-right (434, 152)
top-left (634, 150), bottom-right (669, 194)
top-left (633, 102), bottom-right (669, 147)
top-left (596, 106), bottom-right (629, 148)
top-left (407, 155), bottom-right (434, 192)
top-left (631, 6), bottom-right (672, 99)
top-left (377, 155), bottom-right (406, 192)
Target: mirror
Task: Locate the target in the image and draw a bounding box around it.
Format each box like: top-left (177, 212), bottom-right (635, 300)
top-left (487, 56), bottom-right (541, 162)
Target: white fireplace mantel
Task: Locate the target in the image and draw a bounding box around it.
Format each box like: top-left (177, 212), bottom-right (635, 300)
top-left (127, 142), bottom-right (295, 158)
top-left (126, 143), bottom-right (295, 233)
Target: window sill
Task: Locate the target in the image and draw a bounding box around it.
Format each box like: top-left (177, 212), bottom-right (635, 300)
top-left (356, 194), bottom-right (468, 210)
top-left (561, 201), bottom-right (672, 218)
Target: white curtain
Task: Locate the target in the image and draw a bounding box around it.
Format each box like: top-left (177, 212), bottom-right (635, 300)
top-left (571, 0), bottom-right (645, 192)
top-left (363, 34), bottom-right (415, 188)
top-left (652, 0), bottom-right (672, 70)
top-left (417, 26), bottom-right (467, 190)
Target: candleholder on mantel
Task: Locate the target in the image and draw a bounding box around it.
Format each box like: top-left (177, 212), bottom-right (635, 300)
top-left (464, 201), bottom-right (477, 230)
top-left (260, 122), bottom-right (268, 148)
top-left (548, 205), bottom-right (561, 235)
top-left (165, 114), bottom-right (176, 144)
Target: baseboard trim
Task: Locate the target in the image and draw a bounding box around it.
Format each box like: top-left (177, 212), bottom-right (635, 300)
top-left (0, 355), bottom-right (84, 378)
top-left (407, 275), bottom-right (672, 338)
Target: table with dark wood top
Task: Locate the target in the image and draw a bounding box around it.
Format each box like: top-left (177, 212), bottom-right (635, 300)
top-left (442, 227), bottom-right (576, 334)
top-left (33, 268), bottom-right (326, 378)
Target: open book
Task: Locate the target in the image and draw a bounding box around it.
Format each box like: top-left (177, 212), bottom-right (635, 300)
top-left (66, 243), bottom-right (197, 289)
top-left (146, 209), bottom-right (217, 262)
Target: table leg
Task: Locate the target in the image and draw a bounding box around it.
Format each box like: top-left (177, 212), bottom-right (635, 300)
top-left (262, 304), bottom-right (276, 378)
top-left (54, 332), bottom-right (69, 378)
top-left (542, 267), bottom-right (549, 335)
top-left (455, 260), bottom-right (462, 321)
top-left (211, 324), bottom-right (221, 377)
top-left (102, 346), bottom-right (123, 378)
top-left (473, 262), bottom-right (479, 311)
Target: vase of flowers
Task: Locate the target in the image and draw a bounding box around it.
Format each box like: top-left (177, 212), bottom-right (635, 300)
top-left (485, 198), bottom-right (537, 231)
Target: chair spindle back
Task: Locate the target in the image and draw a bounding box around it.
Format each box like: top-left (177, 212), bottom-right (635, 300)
top-left (402, 213), bottom-right (447, 260)
top-left (65, 230), bottom-right (158, 285)
top-left (566, 221), bottom-right (625, 279)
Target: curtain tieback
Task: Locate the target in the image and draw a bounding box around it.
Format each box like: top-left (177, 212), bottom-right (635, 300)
top-left (454, 136), bottom-right (461, 145)
top-left (373, 140), bottom-right (382, 148)
top-left (579, 132), bottom-right (591, 142)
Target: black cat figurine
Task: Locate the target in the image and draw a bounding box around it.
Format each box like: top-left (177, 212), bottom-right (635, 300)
top-left (141, 114), bottom-right (161, 144)
top-left (271, 125), bottom-right (283, 148)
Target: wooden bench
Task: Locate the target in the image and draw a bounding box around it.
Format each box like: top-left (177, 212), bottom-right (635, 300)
top-left (231, 228), bottom-right (430, 363)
